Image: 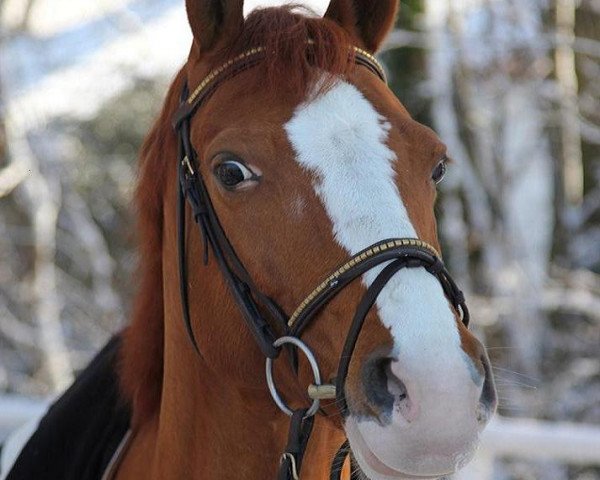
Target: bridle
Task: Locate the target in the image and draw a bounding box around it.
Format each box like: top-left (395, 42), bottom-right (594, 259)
top-left (172, 45), bottom-right (469, 480)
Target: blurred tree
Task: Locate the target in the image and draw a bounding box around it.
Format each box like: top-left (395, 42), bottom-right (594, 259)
top-left (382, 0), bottom-right (429, 121)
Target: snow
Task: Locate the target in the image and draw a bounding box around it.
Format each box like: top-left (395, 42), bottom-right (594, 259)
top-left (1, 0), bottom-right (190, 122)
top-left (244, 0), bottom-right (329, 18)
top-left (0, 396), bottom-right (48, 442)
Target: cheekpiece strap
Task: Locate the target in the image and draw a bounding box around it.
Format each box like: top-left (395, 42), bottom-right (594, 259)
top-left (277, 409), bottom-right (315, 480)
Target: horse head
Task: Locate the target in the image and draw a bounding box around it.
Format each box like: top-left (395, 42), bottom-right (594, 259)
top-left (120, 1), bottom-right (497, 478)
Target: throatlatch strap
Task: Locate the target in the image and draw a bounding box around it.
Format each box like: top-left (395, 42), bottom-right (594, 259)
top-left (177, 132), bottom-right (202, 356)
top-left (176, 88), bottom-right (283, 359)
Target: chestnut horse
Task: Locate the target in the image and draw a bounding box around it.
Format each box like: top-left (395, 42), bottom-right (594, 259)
top-left (0, 1), bottom-right (497, 480)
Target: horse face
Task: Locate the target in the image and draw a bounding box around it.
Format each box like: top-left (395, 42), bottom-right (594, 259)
top-left (187, 67), bottom-right (496, 478)
top-left (182, 1), bottom-right (496, 478)
top-left (284, 74), bottom-right (497, 477)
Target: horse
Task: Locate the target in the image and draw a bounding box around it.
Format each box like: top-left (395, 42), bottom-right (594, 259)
top-left (0, 1), bottom-right (497, 479)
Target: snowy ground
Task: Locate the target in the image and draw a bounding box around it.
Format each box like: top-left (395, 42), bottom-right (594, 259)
top-left (0, 395), bottom-right (47, 442)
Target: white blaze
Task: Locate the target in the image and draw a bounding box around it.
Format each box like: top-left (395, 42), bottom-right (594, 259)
top-left (284, 80), bottom-right (462, 359)
top-left (284, 78), bottom-right (481, 476)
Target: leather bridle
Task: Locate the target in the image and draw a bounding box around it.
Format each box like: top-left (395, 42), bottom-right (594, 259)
top-left (172, 45), bottom-right (469, 480)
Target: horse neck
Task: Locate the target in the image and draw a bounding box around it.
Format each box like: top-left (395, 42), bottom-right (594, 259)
top-left (154, 340), bottom-right (286, 478)
top-left (149, 265), bottom-right (345, 479)
top-left (140, 238), bottom-right (281, 478)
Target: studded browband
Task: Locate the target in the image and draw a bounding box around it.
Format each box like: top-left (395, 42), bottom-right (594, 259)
top-left (173, 46), bottom-right (386, 130)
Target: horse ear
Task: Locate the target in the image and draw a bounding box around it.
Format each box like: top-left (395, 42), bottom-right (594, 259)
top-left (325, 0), bottom-right (399, 53)
top-left (186, 0), bottom-right (244, 53)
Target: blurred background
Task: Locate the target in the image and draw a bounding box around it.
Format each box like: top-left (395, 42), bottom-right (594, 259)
top-left (0, 0), bottom-right (598, 478)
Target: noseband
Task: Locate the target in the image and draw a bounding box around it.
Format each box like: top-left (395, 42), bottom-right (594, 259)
top-left (173, 46), bottom-right (469, 480)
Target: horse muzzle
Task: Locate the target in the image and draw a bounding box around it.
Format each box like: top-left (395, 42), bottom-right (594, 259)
top-left (343, 338), bottom-right (497, 479)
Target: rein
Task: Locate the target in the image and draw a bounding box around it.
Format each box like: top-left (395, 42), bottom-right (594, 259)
top-left (172, 45), bottom-right (469, 479)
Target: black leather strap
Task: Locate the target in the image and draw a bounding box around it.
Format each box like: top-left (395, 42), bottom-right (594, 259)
top-left (289, 241), bottom-right (468, 337)
top-left (277, 409), bottom-right (315, 480)
top-left (353, 51), bottom-right (386, 82)
top-left (177, 111), bottom-right (282, 359)
top-left (172, 47), bottom-right (386, 131)
top-left (329, 440), bottom-right (350, 480)
top-left (177, 153), bottom-right (202, 356)
top-left (172, 51), bottom-right (265, 130)
top-left (335, 259), bottom-right (409, 415)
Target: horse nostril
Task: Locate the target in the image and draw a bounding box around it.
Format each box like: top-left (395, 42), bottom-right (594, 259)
top-left (361, 356), bottom-right (395, 417)
top-left (386, 361), bottom-right (419, 423)
top-left (361, 355), bottom-right (420, 424)
top-left (385, 361), bottom-right (408, 401)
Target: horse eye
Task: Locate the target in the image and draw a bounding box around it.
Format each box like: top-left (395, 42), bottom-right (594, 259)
top-left (432, 158), bottom-right (448, 185)
top-left (214, 157), bottom-right (257, 189)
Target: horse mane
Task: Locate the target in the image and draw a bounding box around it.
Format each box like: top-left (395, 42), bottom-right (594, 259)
top-left (225, 6), bottom-right (355, 96)
top-left (119, 7), bottom-right (356, 426)
top-left (118, 69), bottom-right (184, 426)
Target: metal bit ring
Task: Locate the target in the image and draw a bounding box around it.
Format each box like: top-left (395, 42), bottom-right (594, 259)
top-left (266, 336), bottom-right (322, 418)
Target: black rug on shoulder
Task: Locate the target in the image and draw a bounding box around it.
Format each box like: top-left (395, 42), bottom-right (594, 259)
top-left (5, 335), bottom-right (131, 480)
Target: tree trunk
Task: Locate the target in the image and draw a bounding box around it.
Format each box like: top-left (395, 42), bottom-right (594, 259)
top-left (425, 0), bottom-right (555, 378)
top-left (3, 111), bottom-right (73, 391)
top-left (555, 0), bottom-right (583, 208)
